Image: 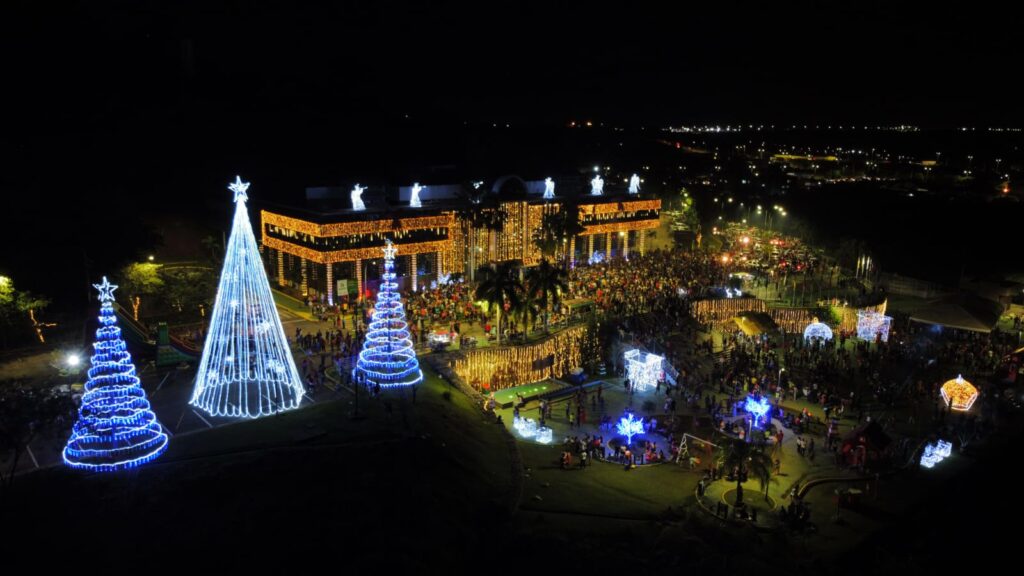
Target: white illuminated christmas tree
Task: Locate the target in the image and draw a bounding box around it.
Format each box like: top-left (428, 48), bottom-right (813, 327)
top-left (353, 240), bottom-right (423, 389)
top-left (190, 176), bottom-right (305, 418)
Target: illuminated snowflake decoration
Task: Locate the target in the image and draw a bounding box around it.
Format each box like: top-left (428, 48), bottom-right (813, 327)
top-left (617, 412), bottom-right (645, 446)
top-left (624, 349), bottom-right (663, 392)
top-left (941, 375), bottom-right (979, 411)
top-left (744, 395), bottom-right (771, 428)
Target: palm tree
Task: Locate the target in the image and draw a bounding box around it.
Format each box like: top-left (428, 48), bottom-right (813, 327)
top-left (474, 261), bottom-right (522, 346)
top-left (533, 207), bottom-right (584, 268)
top-left (720, 438), bottom-right (775, 507)
top-left (511, 292), bottom-right (542, 340)
top-left (525, 258), bottom-right (568, 333)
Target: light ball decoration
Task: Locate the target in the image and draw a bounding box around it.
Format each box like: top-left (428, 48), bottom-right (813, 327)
top-left (624, 349), bottom-right (663, 392)
top-left (352, 240), bottom-right (423, 389)
top-left (803, 318), bottom-right (833, 342)
top-left (190, 176), bottom-right (306, 418)
top-left (63, 277), bottom-right (169, 471)
top-left (940, 375), bottom-right (979, 411)
top-left (856, 310), bottom-right (892, 342)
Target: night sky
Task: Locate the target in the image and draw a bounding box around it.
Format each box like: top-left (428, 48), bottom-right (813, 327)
top-left (1, 2), bottom-right (1021, 300)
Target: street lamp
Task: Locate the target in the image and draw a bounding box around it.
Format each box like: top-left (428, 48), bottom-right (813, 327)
top-left (66, 353), bottom-right (81, 368)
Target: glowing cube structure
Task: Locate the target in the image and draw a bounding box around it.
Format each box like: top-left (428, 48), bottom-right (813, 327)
top-left (857, 310), bottom-right (892, 342)
top-left (624, 349), bottom-right (663, 392)
top-left (941, 375), bottom-right (979, 411)
top-left (536, 427), bottom-right (553, 444)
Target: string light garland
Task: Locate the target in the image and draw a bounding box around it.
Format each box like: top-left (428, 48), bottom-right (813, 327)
top-left (452, 325), bottom-right (592, 391)
top-left (262, 236), bottom-right (451, 265)
top-left (856, 310), bottom-right (892, 342)
top-left (352, 240), bottom-right (423, 389)
top-left (580, 219), bottom-right (660, 235)
top-left (63, 277), bottom-right (168, 471)
top-left (940, 375), bottom-right (979, 411)
top-left (578, 199), bottom-right (660, 216)
top-left (261, 210), bottom-right (454, 238)
top-left (190, 176), bottom-right (306, 418)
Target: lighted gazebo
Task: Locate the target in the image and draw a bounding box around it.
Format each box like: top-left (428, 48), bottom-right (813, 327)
top-left (940, 375), bottom-right (979, 411)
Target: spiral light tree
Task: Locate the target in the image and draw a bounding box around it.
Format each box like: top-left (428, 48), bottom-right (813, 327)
top-left (353, 240), bottom-right (423, 389)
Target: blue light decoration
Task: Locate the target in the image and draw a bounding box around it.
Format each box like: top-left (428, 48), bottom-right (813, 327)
top-left (617, 412), bottom-right (645, 446)
top-left (744, 395), bottom-right (771, 428)
top-left (536, 426), bottom-right (553, 444)
top-left (624, 349), bottom-right (663, 392)
top-left (590, 174), bottom-right (604, 195)
top-left (628, 173), bottom-right (641, 194)
top-left (351, 183), bottom-right (366, 211)
top-left (856, 310), bottom-right (892, 342)
top-left (920, 439), bottom-right (953, 468)
top-left (588, 250), bottom-right (605, 265)
top-left (63, 277), bottom-right (169, 471)
top-left (803, 318), bottom-right (833, 342)
top-left (352, 240), bottom-right (424, 389)
top-left (543, 177), bottom-right (555, 199)
top-left (410, 182), bottom-right (423, 208)
top-left (190, 176), bottom-right (306, 418)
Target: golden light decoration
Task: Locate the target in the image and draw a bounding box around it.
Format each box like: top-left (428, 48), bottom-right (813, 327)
top-left (262, 236), bottom-right (452, 265)
top-left (452, 325), bottom-right (592, 391)
top-left (941, 375), bottom-right (979, 411)
top-left (578, 199), bottom-right (661, 216)
top-left (262, 210), bottom-right (454, 237)
top-left (581, 219), bottom-right (660, 235)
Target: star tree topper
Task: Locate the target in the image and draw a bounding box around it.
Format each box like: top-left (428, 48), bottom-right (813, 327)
top-left (229, 175), bottom-right (251, 202)
top-left (383, 239), bottom-right (398, 261)
top-left (93, 276), bottom-right (118, 302)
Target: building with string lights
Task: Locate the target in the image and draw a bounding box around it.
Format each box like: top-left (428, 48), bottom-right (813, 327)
top-left (256, 173), bottom-right (662, 303)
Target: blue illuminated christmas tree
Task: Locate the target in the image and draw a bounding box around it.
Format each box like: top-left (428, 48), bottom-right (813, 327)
top-left (353, 240), bottom-right (423, 389)
top-left (190, 176), bottom-right (305, 417)
top-left (63, 277), bottom-right (169, 471)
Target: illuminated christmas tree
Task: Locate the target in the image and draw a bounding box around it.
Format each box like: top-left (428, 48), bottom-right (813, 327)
top-left (353, 240), bottom-right (423, 389)
top-left (190, 176), bottom-right (305, 417)
top-left (63, 277), bottom-right (169, 471)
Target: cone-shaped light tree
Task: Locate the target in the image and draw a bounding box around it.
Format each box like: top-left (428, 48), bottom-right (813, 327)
top-left (63, 277), bottom-right (169, 471)
top-left (190, 176), bottom-right (305, 417)
top-left (352, 240), bottom-right (423, 389)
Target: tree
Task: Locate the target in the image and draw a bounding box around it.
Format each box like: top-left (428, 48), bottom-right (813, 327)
top-left (511, 292), bottom-right (541, 339)
top-left (201, 235), bottom-right (225, 267)
top-left (533, 208), bottom-right (584, 267)
top-left (0, 276), bottom-right (52, 348)
top-left (352, 240), bottom-right (422, 389)
top-left (190, 177), bottom-right (306, 418)
top-left (454, 188), bottom-right (507, 282)
top-left (720, 438), bottom-right (775, 506)
top-left (159, 267), bottom-right (216, 316)
top-left (474, 261), bottom-right (523, 346)
top-left (0, 382), bottom-right (75, 489)
top-left (16, 291), bottom-right (51, 343)
top-left (63, 277), bottom-right (169, 472)
top-left (525, 258), bottom-right (568, 333)
top-left (119, 262), bottom-right (164, 321)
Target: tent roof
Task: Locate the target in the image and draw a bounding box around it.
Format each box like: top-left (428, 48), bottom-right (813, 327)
top-left (908, 294), bottom-right (1003, 333)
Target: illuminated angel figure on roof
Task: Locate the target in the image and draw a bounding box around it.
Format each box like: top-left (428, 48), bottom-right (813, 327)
top-left (628, 173), bottom-right (641, 194)
top-left (543, 177), bottom-right (555, 199)
top-left (410, 182), bottom-right (423, 207)
top-left (351, 183), bottom-right (366, 211)
top-left (590, 174), bottom-right (604, 195)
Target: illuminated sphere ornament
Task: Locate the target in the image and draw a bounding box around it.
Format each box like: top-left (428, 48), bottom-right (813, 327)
top-left (803, 318), bottom-right (833, 342)
top-left (63, 277), bottom-right (168, 471)
top-left (190, 176), bottom-right (306, 418)
top-left (352, 240), bottom-right (423, 389)
top-left (940, 375), bottom-right (979, 411)
top-left (624, 349), bottom-right (663, 392)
